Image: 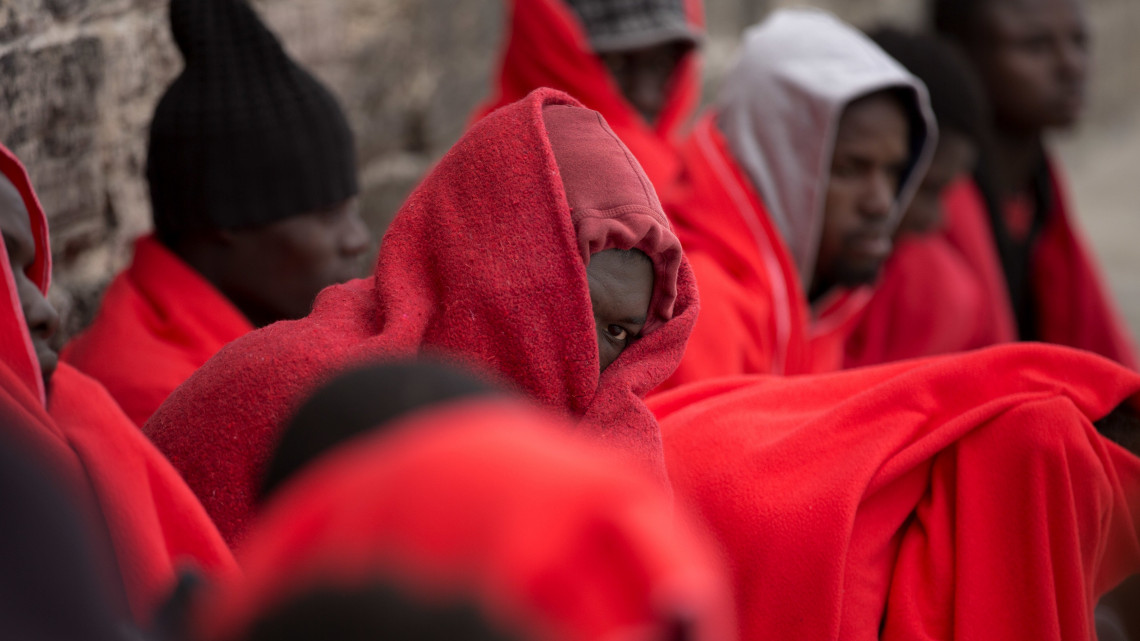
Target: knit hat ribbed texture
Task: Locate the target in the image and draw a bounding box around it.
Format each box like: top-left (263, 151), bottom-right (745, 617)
top-left (563, 0), bottom-right (700, 53)
top-left (147, 0), bottom-right (358, 236)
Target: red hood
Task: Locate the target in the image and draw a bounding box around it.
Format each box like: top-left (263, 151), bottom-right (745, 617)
top-left (474, 0), bottom-right (704, 187)
top-left (196, 399), bottom-right (735, 641)
top-left (146, 89), bottom-right (699, 544)
top-left (0, 143), bottom-right (51, 406)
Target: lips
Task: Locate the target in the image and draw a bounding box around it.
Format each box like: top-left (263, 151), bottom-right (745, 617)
top-left (848, 233), bottom-right (893, 262)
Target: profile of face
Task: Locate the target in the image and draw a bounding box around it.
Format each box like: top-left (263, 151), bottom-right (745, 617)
top-left (813, 91), bottom-right (910, 297)
top-left (599, 41), bottom-right (691, 125)
top-left (223, 197), bottom-right (372, 327)
top-left (586, 249), bottom-right (654, 372)
top-left (896, 130), bottom-right (979, 237)
top-left (972, 0), bottom-right (1089, 133)
top-left (0, 176), bottom-right (60, 387)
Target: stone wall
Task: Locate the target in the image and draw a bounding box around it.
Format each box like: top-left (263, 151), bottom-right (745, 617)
top-left (2, 0), bottom-right (1138, 340)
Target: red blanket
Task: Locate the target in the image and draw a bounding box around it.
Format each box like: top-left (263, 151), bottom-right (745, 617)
top-left (659, 117), bottom-right (869, 389)
top-left (651, 343), bottom-right (1140, 641)
top-left (62, 234), bottom-right (253, 427)
top-left (0, 143), bottom-right (236, 622)
top-left (197, 399), bottom-right (734, 641)
top-left (472, 0), bottom-right (703, 189)
top-left (146, 89), bottom-right (699, 546)
top-left (943, 167), bottom-right (1136, 368)
top-left (845, 205), bottom-right (1016, 367)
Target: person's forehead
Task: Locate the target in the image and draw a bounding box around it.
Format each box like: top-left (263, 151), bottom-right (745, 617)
top-left (835, 93), bottom-right (910, 144)
top-left (982, 0), bottom-right (1087, 28)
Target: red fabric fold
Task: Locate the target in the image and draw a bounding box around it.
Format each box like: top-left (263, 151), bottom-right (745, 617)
top-left (659, 117), bottom-right (866, 389)
top-left (198, 399), bottom-right (735, 641)
top-left (0, 143), bottom-right (236, 622)
top-left (473, 0), bottom-right (704, 189)
top-left (145, 89), bottom-right (699, 546)
top-left (651, 343), bottom-right (1140, 641)
top-left (62, 234), bottom-right (254, 427)
top-left (845, 210), bottom-right (1016, 367)
top-left (942, 167), bottom-right (1136, 368)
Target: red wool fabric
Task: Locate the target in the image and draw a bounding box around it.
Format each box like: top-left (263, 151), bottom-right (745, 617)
top-left (658, 116), bottom-right (868, 390)
top-left (845, 194), bottom-right (1017, 367)
top-left (473, 0), bottom-right (704, 189)
top-left (942, 168), bottom-right (1136, 368)
top-left (145, 89), bottom-right (699, 546)
top-left (197, 400), bottom-right (735, 641)
top-left (651, 343), bottom-right (1140, 641)
top-left (0, 143), bottom-right (236, 622)
top-left (62, 234), bottom-right (253, 427)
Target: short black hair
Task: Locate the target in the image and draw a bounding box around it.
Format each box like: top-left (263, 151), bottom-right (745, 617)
top-left (929, 0), bottom-right (986, 42)
top-left (259, 360), bottom-right (502, 501)
top-left (243, 581), bottom-right (525, 641)
top-left (868, 26), bottom-right (990, 147)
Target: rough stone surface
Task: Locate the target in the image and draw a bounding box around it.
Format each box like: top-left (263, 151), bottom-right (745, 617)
top-left (0, 0), bottom-right (1138, 341)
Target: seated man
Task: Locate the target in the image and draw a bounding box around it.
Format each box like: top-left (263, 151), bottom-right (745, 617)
top-left (932, 0), bottom-right (1137, 367)
top-left (0, 142), bottom-right (236, 622)
top-left (845, 28), bottom-right (1017, 367)
top-left (660, 9), bottom-right (936, 387)
top-left (145, 89), bottom-right (699, 545)
top-left (474, 0), bottom-right (703, 187)
top-left (62, 0), bottom-right (372, 427)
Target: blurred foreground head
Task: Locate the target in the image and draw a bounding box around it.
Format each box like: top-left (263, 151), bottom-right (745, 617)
top-left (197, 398), bottom-right (734, 641)
top-left (0, 422), bottom-right (136, 641)
top-left (148, 0), bottom-right (371, 327)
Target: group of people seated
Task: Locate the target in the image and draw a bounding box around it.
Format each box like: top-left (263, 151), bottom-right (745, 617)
top-left (2, 0), bottom-right (1139, 639)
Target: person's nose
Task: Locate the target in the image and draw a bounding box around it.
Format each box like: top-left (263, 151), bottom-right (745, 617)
top-left (19, 276), bottom-right (59, 343)
top-left (860, 170), bottom-right (895, 222)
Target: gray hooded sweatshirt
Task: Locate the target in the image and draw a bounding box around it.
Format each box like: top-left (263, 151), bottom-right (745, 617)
top-left (716, 8), bottom-right (938, 294)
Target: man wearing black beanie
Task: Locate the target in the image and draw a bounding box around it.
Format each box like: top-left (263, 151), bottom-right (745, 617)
top-left (63, 0), bottom-right (371, 428)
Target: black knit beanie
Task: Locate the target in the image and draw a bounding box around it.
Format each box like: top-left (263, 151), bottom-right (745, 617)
top-left (147, 0), bottom-right (358, 239)
top-left (563, 0), bottom-right (701, 53)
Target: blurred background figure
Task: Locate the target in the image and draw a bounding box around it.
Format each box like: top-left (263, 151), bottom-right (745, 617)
top-left (61, 0), bottom-right (372, 428)
top-left (658, 8), bottom-right (935, 389)
top-left (932, 0), bottom-right (1138, 368)
top-left (474, 0), bottom-right (705, 188)
top-left (190, 363), bottom-right (734, 641)
top-left (845, 27), bottom-right (1012, 367)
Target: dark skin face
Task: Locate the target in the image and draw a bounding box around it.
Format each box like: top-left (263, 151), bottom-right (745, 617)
top-left (586, 249), bottom-right (654, 372)
top-left (202, 198), bottom-right (372, 328)
top-left (812, 92), bottom-right (910, 300)
top-left (970, 0), bottom-right (1089, 134)
top-left (599, 41), bottom-right (691, 125)
top-left (0, 176), bottom-right (61, 388)
top-left (896, 130), bottom-right (978, 237)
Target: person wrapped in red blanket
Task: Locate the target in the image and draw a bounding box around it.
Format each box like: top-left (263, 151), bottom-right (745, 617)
top-left (473, 0), bottom-right (704, 189)
top-left (0, 142), bottom-right (236, 622)
top-left (192, 395), bottom-right (734, 641)
top-left (145, 89), bottom-right (699, 546)
top-left (931, 0), bottom-right (1137, 368)
top-left (845, 28), bottom-right (1018, 367)
top-left (651, 343), bottom-right (1140, 641)
top-left (659, 9), bottom-right (937, 388)
top-left (62, 0), bottom-right (371, 427)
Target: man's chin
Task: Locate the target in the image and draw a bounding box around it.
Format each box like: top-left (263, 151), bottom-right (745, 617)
top-left (836, 263), bottom-right (883, 289)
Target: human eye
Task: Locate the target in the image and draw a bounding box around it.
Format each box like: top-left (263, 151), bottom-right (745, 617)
top-left (606, 324), bottom-right (630, 343)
